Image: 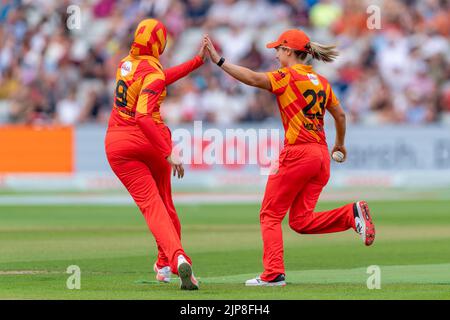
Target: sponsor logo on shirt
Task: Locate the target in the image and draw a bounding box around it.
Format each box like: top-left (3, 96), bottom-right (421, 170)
top-left (121, 61), bottom-right (132, 76)
top-left (142, 88), bottom-right (158, 95)
top-left (307, 73), bottom-right (319, 86)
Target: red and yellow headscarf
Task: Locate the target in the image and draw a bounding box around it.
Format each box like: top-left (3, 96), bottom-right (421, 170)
top-left (130, 19), bottom-right (167, 59)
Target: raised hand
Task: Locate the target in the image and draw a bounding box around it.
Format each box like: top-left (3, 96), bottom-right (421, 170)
top-left (203, 35), bottom-right (221, 64)
top-left (197, 40), bottom-right (208, 62)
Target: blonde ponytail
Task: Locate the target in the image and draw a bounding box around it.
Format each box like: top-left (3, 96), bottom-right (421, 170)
top-left (307, 42), bottom-right (339, 62)
top-left (295, 42), bottom-right (339, 63)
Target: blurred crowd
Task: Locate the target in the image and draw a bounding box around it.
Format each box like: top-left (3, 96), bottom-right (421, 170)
top-left (0, 0), bottom-right (449, 126)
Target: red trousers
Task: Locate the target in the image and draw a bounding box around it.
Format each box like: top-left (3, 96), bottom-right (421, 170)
top-left (105, 126), bottom-right (191, 274)
top-left (260, 143), bottom-right (356, 281)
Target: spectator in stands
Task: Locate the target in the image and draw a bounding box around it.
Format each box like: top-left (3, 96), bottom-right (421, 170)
top-left (56, 87), bottom-right (82, 125)
top-left (0, 0), bottom-right (449, 127)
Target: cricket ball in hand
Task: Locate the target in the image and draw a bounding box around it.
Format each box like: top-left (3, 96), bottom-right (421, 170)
top-left (332, 151), bottom-right (345, 163)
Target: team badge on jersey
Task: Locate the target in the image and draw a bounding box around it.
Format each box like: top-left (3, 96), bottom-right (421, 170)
top-left (307, 73), bottom-right (319, 86)
top-left (121, 61), bottom-right (132, 76)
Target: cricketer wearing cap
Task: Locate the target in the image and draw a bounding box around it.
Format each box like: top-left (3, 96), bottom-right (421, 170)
top-left (204, 29), bottom-right (376, 286)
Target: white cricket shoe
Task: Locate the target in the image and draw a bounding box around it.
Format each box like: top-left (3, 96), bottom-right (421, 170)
top-left (177, 255), bottom-right (199, 290)
top-left (153, 263), bottom-right (171, 283)
top-left (245, 274), bottom-right (286, 287)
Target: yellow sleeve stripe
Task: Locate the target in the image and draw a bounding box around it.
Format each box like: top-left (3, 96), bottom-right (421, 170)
top-left (136, 94), bottom-right (148, 114)
top-left (142, 73), bottom-right (165, 87)
top-left (136, 73), bottom-right (165, 115)
top-left (266, 71), bottom-right (290, 92)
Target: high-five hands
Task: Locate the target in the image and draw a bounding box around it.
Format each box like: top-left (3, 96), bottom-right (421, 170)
top-left (203, 35), bottom-right (221, 64)
top-left (197, 40), bottom-right (208, 62)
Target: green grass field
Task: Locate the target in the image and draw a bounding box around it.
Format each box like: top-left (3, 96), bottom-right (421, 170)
top-left (1, 200), bottom-right (450, 299)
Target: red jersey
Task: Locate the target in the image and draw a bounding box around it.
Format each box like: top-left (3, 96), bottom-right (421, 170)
top-left (266, 64), bottom-right (340, 146)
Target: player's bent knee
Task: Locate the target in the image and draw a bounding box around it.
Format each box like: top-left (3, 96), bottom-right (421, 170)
top-left (289, 220), bottom-right (303, 233)
top-left (289, 217), bottom-right (312, 234)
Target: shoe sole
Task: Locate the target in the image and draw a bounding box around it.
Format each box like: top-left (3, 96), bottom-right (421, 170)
top-left (245, 281), bottom-right (286, 287)
top-left (356, 201), bottom-right (376, 246)
top-left (178, 263), bottom-right (198, 290)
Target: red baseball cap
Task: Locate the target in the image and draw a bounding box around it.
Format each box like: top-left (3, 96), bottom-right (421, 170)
top-left (266, 29), bottom-right (310, 51)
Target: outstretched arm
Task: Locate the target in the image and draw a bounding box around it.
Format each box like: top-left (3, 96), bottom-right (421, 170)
top-left (164, 42), bottom-right (207, 86)
top-left (204, 35), bottom-right (271, 90)
top-left (164, 56), bottom-right (204, 86)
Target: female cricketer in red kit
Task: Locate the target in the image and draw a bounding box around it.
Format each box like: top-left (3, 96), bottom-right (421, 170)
top-left (105, 19), bottom-right (206, 290)
top-left (204, 30), bottom-right (376, 286)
